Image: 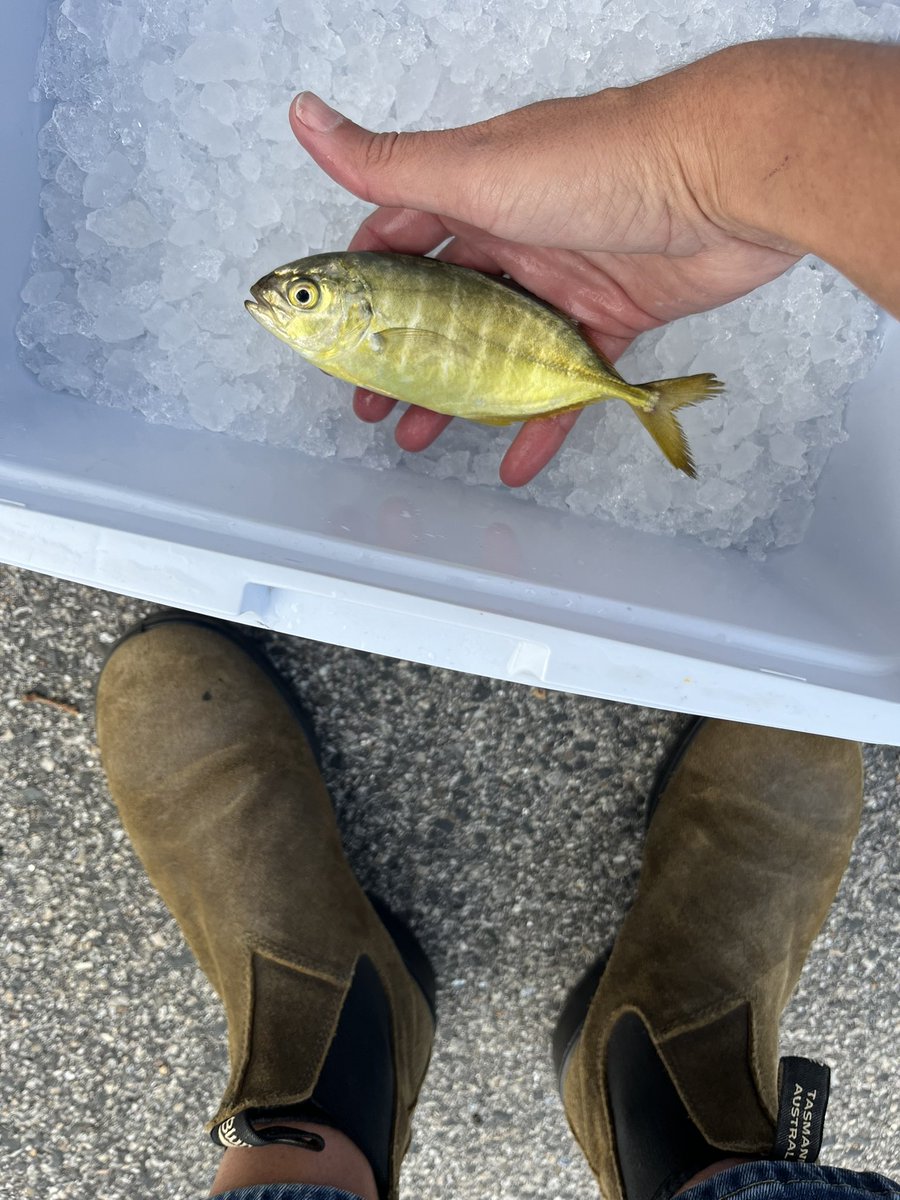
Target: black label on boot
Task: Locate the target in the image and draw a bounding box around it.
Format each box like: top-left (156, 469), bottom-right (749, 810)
top-left (774, 1057), bottom-right (831, 1163)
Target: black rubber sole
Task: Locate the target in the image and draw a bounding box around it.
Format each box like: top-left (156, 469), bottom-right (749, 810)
top-left (101, 610), bottom-right (437, 1021)
top-left (552, 717), bottom-right (708, 1091)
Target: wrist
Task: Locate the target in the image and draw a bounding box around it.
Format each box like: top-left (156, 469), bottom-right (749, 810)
top-left (683, 41), bottom-right (818, 254)
top-left (666, 38), bottom-right (900, 315)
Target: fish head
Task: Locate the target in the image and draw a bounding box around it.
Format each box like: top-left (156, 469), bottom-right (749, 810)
top-left (245, 254), bottom-right (372, 362)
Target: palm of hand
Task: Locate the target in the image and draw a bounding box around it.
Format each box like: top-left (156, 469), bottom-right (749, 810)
top-left (349, 210), bottom-right (798, 486)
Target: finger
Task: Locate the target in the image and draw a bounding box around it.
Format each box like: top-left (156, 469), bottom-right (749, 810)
top-left (354, 389), bottom-right (397, 422)
top-left (290, 92), bottom-right (491, 224)
top-left (499, 411), bottom-right (582, 488)
top-left (394, 406), bottom-right (454, 451)
top-left (435, 237), bottom-right (504, 274)
top-left (348, 207), bottom-right (451, 255)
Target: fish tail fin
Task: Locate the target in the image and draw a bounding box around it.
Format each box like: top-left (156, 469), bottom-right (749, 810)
top-left (628, 373), bottom-right (724, 477)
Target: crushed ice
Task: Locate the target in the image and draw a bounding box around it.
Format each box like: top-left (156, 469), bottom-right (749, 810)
top-left (19, 0), bottom-right (897, 556)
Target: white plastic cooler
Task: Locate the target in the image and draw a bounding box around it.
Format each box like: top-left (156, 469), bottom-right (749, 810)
top-left (3, 5), bottom-right (900, 745)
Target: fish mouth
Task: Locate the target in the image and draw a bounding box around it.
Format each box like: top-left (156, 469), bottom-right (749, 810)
top-left (244, 297), bottom-right (267, 324)
top-left (244, 296), bottom-right (281, 333)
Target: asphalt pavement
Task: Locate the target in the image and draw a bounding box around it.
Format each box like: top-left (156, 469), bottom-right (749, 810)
top-left (0, 564), bottom-right (897, 1200)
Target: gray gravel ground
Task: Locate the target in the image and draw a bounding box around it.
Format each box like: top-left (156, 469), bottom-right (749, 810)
top-left (0, 563), bottom-right (897, 1200)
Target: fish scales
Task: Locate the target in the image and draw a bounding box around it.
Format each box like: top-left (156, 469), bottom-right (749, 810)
top-left (245, 251), bottom-right (725, 476)
top-left (355, 257), bottom-right (602, 418)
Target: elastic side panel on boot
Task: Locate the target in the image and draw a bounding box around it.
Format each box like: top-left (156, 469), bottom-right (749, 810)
top-left (239, 953), bottom-right (395, 1197)
top-left (658, 1003), bottom-right (775, 1151)
top-left (299, 954), bottom-right (395, 1198)
top-left (607, 1012), bottom-right (723, 1200)
top-left (240, 951), bottom-right (352, 1108)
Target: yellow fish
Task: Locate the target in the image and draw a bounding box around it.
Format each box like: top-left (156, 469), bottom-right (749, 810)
top-left (245, 251), bottom-right (723, 475)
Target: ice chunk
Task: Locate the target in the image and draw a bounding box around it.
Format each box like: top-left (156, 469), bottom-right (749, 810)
top-left (183, 181), bottom-right (214, 212)
top-left (256, 103), bottom-right (292, 143)
top-left (123, 280), bottom-right (160, 311)
top-left (16, 301), bottom-right (89, 349)
top-left (243, 190), bottom-right (282, 229)
top-left (94, 307), bottom-right (146, 342)
top-left (773, 497), bottom-right (814, 544)
top-left (41, 186), bottom-right (85, 236)
top-left (233, 0), bottom-right (282, 19)
top-left (566, 488), bottom-right (600, 518)
top-left (182, 98), bottom-right (241, 157)
top-left (77, 278), bottom-right (117, 316)
top-left (720, 403), bottom-right (760, 445)
top-left (21, 270), bottom-right (65, 306)
top-left (337, 417), bottom-right (376, 459)
top-left (394, 53), bottom-right (440, 125)
top-left (55, 155), bottom-right (86, 198)
top-left (167, 214), bottom-right (207, 246)
top-left (145, 126), bottom-right (184, 174)
top-left (696, 478), bottom-right (745, 510)
top-left (86, 200), bottom-right (164, 248)
top-left (175, 33), bottom-right (262, 83)
top-left (82, 151), bottom-right (137, 209)
top-left (654, 319), bottom-right (700, 371)
top-left (38, 361), bottom-right (97, 397)
top-left (60, 0), bottom-right (105, 43)
top-left (237, 152), bottom-right (262, 183)
top-left (199, 82), bottom-right (239, 125)
top-left (719, 440), bottom-right (761, 481)
top-left (141, 60), bottom-right (177, 103)
top-left (768, 431), bottom-right (807, 469)
top-left (434, 449), bottom-right (471, 480)
top-left (104, 347), bottom-right (142, 391)
top-left (105, 6), bottom-right (143, 64)
top-left (186, 364), bottom-right (248, 432)
top-left (809, 333), bottom-right (834, 365)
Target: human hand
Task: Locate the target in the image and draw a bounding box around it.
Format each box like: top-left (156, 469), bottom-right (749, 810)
top-left (289, 72), bottom-right (799, 486)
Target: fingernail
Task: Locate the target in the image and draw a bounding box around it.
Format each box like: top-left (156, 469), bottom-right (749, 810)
top-left (292, 92), bottom-right (342, 134)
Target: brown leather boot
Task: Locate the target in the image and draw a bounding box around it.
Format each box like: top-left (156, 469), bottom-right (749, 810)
top-left (96, 614), bottom-right (436, 1200)
top-left (554, 718), bottom-right (863, 1200)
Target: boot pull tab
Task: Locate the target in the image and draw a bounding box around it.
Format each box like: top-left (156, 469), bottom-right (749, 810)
top-left (773, 1057), bottom-right (831, 1163)
top-left (211, 1110), bottom-right (326, 1151)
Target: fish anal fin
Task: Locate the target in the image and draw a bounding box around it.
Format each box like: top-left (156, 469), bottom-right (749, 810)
top-left (475, 414), bottom-right (520, 427)
top-left (536, 400), bottom-right (594, 420)
top-left (477, 399), bottom-right (595, 427)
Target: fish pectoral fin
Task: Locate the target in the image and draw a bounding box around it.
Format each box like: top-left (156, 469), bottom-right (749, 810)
top-left (377, 327), bottom-right (466, 357)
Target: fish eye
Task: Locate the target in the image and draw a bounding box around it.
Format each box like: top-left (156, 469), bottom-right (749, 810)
top-left (289, 280), bottom-right (319, 309)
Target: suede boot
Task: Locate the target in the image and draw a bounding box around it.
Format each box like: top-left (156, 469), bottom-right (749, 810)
top-left (555, 719), bottom-right (863, 1200)
top-left (96, 614), bottom-right (436, 1200)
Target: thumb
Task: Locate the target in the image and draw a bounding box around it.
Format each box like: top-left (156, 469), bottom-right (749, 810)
top-left (289, 91), bottom-right (502, 228)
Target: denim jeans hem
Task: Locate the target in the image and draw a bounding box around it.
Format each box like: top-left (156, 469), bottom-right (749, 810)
top-left (679, 1159), bottom-right (900, 1200)
top-left (209, 1184), bottom-right (365, 1200)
